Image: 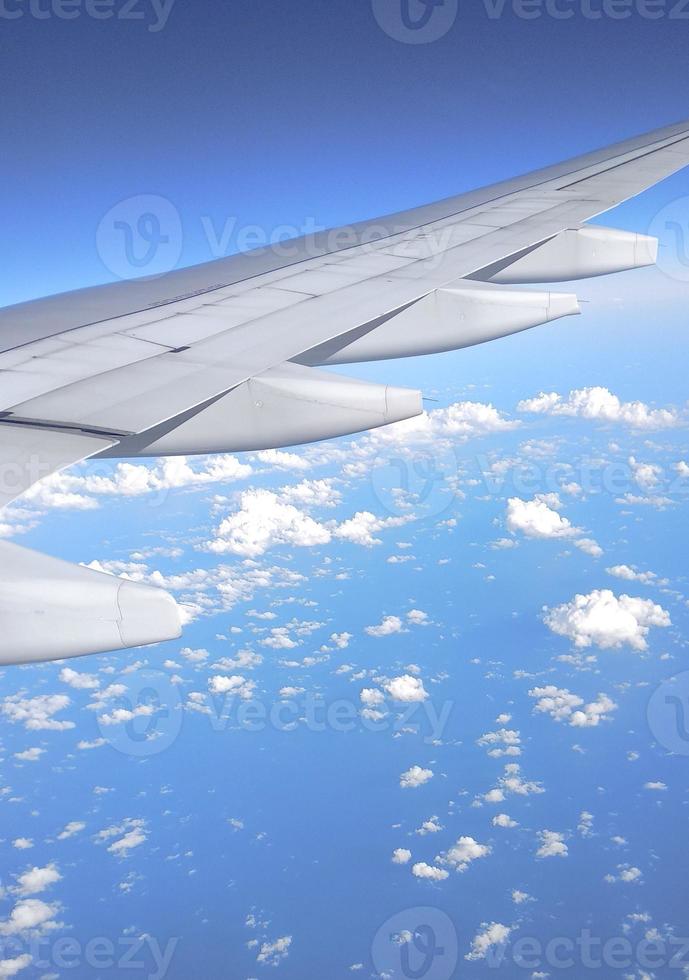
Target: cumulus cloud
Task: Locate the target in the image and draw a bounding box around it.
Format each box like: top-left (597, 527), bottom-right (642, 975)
top-left (399, 766), bottom-right (433, 789)
top-left (493, 814), bottom-right (518, 829)
top-left (605, 865), bottom-right (643, 884)
top-left (544, 590), bottom-right (671, 651)
top-left (13, 865), bottom-right (61, 897)
top-left (1, 695), bottom-right (74, 732)
top-left (518, 386), bottom-right (682, 430)
top-left (256, 936), bottom-right (292, 966)
top-left (96, 818), bottom-right (147, 858)
top-left (506, 494), bottom-right (601, 555)
top-left (465, 922), bottom-right (512, 961)
top-left (412, 862), bottom-right (449, 881)
top-left (365, 615), bottom-right (405, 638)
top-left (56, 822), bottom-right (85, 841)
top-left (0, 899), bottom-right (60, 937)
top-left (392, 849), bottom-right (412, 865)
top-left (383, 675), bottom-right (428, 703)
top-left (529, 686), bottom-right (617, 728)
top-left (536, 830), bottom-right (568, 859)
top-left (440, 836), bottom-right (491, 872)
top-left (0, 954), bottom-right (32, 976)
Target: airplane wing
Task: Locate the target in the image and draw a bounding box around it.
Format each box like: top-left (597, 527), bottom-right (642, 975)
top-left (2, 118), bottom-right (688, 664)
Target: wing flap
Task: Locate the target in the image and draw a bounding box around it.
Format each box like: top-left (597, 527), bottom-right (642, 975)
top-left (0, 423), bottom-right (117, 510)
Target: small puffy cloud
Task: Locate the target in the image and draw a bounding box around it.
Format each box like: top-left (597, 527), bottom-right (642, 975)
top-left (544, 590), bottom-right (670, 651)
top-left (0, 899), bottom-right (60, 937)
top-left (506, 494), bottom-right (577, 540)
top-left (493, 814), bottom-right (518, 829)
top-left (256, 936), bottom-right (292, 966)
top-left (1, 694), bottom-right (74, 731)
top-left (207, 488), bottom-right (331, 558)
top-left (58, 668), bottom-right (100, 690)
top-left (578, 812), bottom-right (594, 837)
top-left (644, 781), bottom-right (667, 791)
top-left (512, 890), bottom-right (531, 905)
top-left (392, 849), bottom-right (412, 865)
top-left (518, 386), bottom-right (682, 430)
top-left (477, 729), bottom-right (522, 758)
top-left (208, 675), bottom-right (256, 700)
top-left (536, 830), bottom-right (568, 859)
top-left (13, 865), bottom-right (61, 897)
top-left (465, 922), bottom-right (512, 961)
top-left (366, 615), bottom-right (404, 638)
top-left (441, 836), bottom-right (491, 872)
top-left (0, 954), bottom-right (32, 976)
top-left (605, 865), bottom-right (643, 884)
top-left (96, 818), bottom-right (147, 858)
top-left (13, 748), bottom-right (44, 763)
top-left (606, 565), bottom-right (660, 586)
top-left (12, 840), bottom-right (33, 851)
top-left (57, 822), bottom-right (85, 841)
top-left (384, 675), bottom-right (428, 703)
top-left (412, 863), bottom-right (449, 881)
top-left (529, 686), bottom-right (617, 728)
top-left (400, 766), bottom-right (433, 789)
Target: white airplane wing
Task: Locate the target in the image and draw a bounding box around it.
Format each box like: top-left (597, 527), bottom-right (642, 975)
top-left (2, 118), bottom-right (689, 664)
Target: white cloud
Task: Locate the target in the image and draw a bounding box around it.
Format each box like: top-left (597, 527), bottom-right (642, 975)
top-left (606, 565), bottom-right (660, 586)
top-left (383, 675), bottom-right (428, 703)
top-left (506, 494), bottom-right (577, 540)
top-left (1, 695), bottom-right (74, 732)
top-left (56, 822), bottom-right (85, 841)
top-left (529, 686), bottom-right (617, 728)
top-left (0, 954), bottom-right (32, 977)
top-left (96, 818), bottom-right (147, 858)
top-left (13, 748), bottom-right (44, 763)
top-left (412, 862), bottom-right (449, 881)
top-left (392, 849), bottom-right (412, 865)
top-left (58, 668), bottom-right (100, 690)
top-left (440, 836), bottom-right (491, 872)
top-left (207, 488), bottom-right (331, 558)
top-left (13, 865), bottom-right (61, 897)
top-left (536, 830), bottom-right (568, 859)
top-left (605, 864), bottom-right (643, 884)
top-left (399, 766), bottom-right (433, 789)
top-left (477, 729), bottom-right (522, 758)
top-left (518, 386), bottom-right (682, 430)
top-left (0, 899), bottom-right (60, 937)
top-left (465, 922), bottom-right (512, 961)
top-left (257, 936), bottom-right (292, 966)
top-left (366, 615), bottom-right (404, 638)
top-left (208, 675), bottom-right (256, 700)
top-left (493, 814), bottom-right (518, 829)
top-left (544, 590), bottom-right (671, 650)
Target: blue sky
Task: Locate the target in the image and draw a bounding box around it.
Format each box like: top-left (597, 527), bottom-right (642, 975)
top-left (1, 1), bottom-right (689, 978)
